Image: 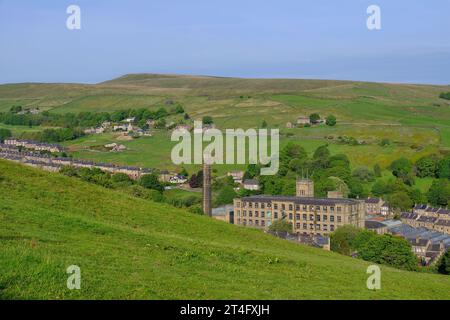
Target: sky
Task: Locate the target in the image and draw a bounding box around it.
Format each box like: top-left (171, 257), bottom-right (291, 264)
top-left (0, 0), bottom-right (449, 84)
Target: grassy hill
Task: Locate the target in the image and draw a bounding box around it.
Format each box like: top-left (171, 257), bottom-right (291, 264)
top-left (0, 159), bottom-right (449, 300)
top-left (1, 74), bottom-right (449, 173)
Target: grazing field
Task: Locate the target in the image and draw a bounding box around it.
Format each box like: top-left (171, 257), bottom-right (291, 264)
top-left (1, 74), bottom-right (449, 173)
top-left (1, 159), bottom-right (449, 300)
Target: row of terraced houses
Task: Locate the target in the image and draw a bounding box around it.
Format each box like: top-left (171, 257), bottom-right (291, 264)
top-left (401, 204), bottom-right (450, 234)
top-left (3, 138), bottom-right (65, 153)
top-left (0, 143), bottom-right (151, 179)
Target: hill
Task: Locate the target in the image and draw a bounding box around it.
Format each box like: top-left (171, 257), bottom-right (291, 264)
top-left (0, 74), bottom-right (449, 173)
top-left (0, 159), bottom-right (449, 299)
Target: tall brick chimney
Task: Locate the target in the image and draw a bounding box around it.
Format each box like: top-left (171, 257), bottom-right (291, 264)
top-left (203, 161), bottom-right (212, 217)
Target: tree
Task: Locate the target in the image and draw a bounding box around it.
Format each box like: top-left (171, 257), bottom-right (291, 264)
top-left (138, 174), bottom-right (164, 192)
top-left (179, 167), bottom-right (189, 177)
top-left (325, 114), bottom-right (337, 126)
top-left (243, 164), bottom-right (260, 180)
top-left (330, 225), bottom-right (361, 255)
top-left (268, 219), bottom-right (293, 233)
top-left (439, 92), bottom-right (450, 100)
top-left (331, 226), bottom-right (418, 271)
top-left (312, 145), bottom-right (330, 169)
top-left (155, 107), bottom-right (168, 119)
top-left (261, 120), bottom-right (268, 128)
top-left (390, 157), bottom-right (414, 185)
top-left (371, 180), bottom-right (388, 197)
top-left (437, 250), bottom-right (450, 275)
top-left (437, 156), bottom-right (450, 179)
top-left (202, 116), bottom-right (213, 125)
top-left (390, 157), bottom-right (412, 178)
top-left (328, 176), bottom-right (350, 197)
top-left (389, 191), bottom-right (413, 212)
top-left (174, 105), bottom-right (185, 114)
top-left (352, 166), bottom-right (375, 183)
top-left (348, 178), bottom-right (368, 198)
top-left (373, 163), bottom-right (382, 177)
top-left (358, 234), bottom-right (418, 271)
top-left (427, 179), bottom-right (450, 206)
top-left (188, 170), bottom-right (203, 188)
top-left (309, 113), bottom-right (320, 124)
top-left (215, 186), bottom-right (237, 206)
top-left (0, 128), bottom-right (12, 142)
top-left (415, 156), bottom-right (437, 178)
top-left (111, 173), bottom-right (133, 187)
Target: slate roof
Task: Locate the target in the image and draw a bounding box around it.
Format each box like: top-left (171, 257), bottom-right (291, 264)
top-left (408, 238), bottom-right (430, 247)
top-left (365, 220), bottom-right (386, 229)
top-left (241, 195), bottom-right (360, 205)
top-left (365, 198), bottom-right (380, 204)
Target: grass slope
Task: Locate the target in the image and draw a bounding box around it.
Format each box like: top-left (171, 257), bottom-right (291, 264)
top-left (0, 159), bottom-right (449, 300)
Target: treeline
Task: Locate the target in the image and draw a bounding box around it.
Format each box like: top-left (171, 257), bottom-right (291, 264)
top-left (241, 143), bottom-right (450, 211)
top-left (0, 105), bottom-right (186, 130)
top-left (59, 166), bottom-right (201, 212)
top-left (439, 92), bottom-right (450, 100)
top-left (20, 128), bottom-right (86, 143)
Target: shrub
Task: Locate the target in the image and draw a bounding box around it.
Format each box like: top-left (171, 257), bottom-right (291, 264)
top-left (202, 116), bottom-right (213, 125)
top-left (268, 219), bottom-right (293, 232)
top-left (325, 114), bottom-right (337, 126)
top-left (138, 174), bottom-right (164, 192)
top-left (437, 250), bottom-right (450, 275)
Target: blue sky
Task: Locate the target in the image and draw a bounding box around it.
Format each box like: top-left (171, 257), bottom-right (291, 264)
top-left (0, 0), bottom-right (449, 84)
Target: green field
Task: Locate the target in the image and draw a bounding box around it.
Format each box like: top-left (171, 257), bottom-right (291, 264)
top-left (1, 159), bottom-right (449, 299)
top-left (1, 74), bottom-right (449, 174)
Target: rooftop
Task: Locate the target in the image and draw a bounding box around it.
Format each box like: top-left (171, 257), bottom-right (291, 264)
top-left (240, 195), bottom-right (361, 205)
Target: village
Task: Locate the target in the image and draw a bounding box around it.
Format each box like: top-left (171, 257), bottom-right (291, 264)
top-left (218, 171), bottom-right (450, 266)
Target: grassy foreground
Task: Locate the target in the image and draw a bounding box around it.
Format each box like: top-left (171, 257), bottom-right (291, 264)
top-left (0, 159), bottom-right (449, 300)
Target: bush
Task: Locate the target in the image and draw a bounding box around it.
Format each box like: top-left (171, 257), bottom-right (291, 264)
top-left (439, 92), bottom-right (450, 100)
top-left (379, 138), bottom-right (391, 146)
top-left (330, 225), bottom-right (361, 255)
top-left (358, 234), bottom-right (418, 271)
top-left (309, 113), bottom-right (320, 124)
top-left (268, 219), bottom-right (293, 232)
top-left (215, 186), bottom-right (237, 206)
top-left (352, 166), bottom-right (375, 183)
top-left (437, 250), bottom-right (450, 275)
top-left (331, 226), bottom-right (418, 271)
top-left (111, 173), bottom-right (133, 187)
top-left (427, 179), bottom-right (450, 207)
top-left (415, 156), bottom-right (438, 178)
top-left (437, 156), bottom-right (450, 179)
top-left (138, 174), bottom-right (164, 192)
top-left (202, 116), bottom-right (213, 125)
top-left (59, 166), bottom-right (78, 177)
top-left (325, 114), bottom-right (336, 126)
top-left (0, 128), bottom-right (12, 142)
